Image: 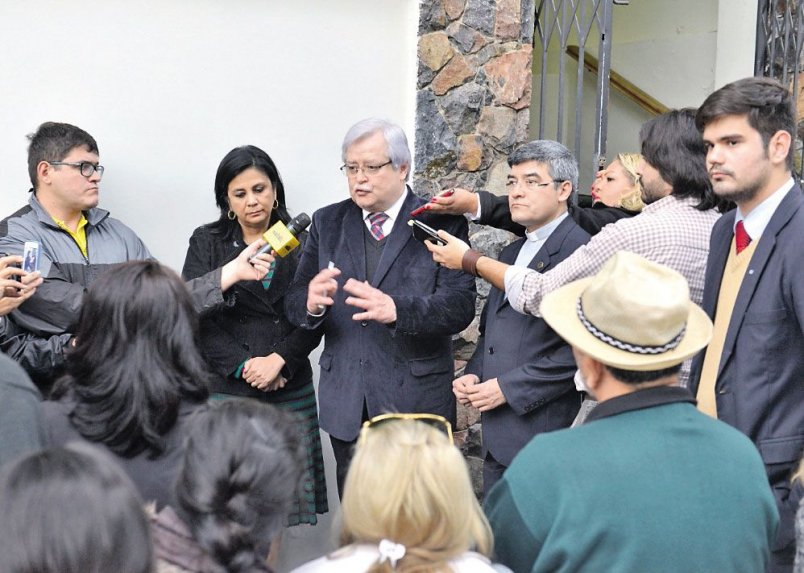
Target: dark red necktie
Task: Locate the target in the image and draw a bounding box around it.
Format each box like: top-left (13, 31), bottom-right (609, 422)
top-left (368, 212), bottom-right (389, 240)
top-left (735, 220), bottom-right (751, 254)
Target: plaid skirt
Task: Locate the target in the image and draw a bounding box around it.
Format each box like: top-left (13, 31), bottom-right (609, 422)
top-left (211, 380), bottom-right (328, 526)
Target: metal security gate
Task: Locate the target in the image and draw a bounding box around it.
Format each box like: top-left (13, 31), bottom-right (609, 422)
top-left (532, 0), bottom-right (615, 188)
top-left (755, 0), bottom-right (804, 177)
top-left (755, 0), bottom-right (804, 82)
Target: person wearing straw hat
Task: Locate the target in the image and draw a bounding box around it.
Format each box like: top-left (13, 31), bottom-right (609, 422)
top-left (485, 251), bottom-right (778, 573)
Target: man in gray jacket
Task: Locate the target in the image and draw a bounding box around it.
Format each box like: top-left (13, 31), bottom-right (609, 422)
top-left (0, 122), bottom-right (151, 384)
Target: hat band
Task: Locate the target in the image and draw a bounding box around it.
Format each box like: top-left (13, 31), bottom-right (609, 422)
top-left (576, 298), bottom-right (686, 355)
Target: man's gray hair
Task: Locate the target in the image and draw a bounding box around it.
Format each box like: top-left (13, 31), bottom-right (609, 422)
top-left (341, 118), bottom-right (411, 181)
top-left (507, 140), bottom-right (578, 192)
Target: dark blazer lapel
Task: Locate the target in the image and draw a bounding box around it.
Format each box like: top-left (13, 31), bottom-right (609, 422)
top-left (237, 275), bottom-right (269, 304)
top-left (372, 189), bottom-right (417, 288)
top-left (704, 217), bottom-right (733, 315)
top-left (492, 238), bottom-right (524, 313)
top-left (259, 254), bottom-right (295, 306)
top-left (718, 186), bottom-right (803, 378)
top-left (343, 204), bottom-right (368, 282)
top-left (528, 215), bottom-right (575, 274)
top-left (220, 228), bottom-right (272, 308)
top-left (493, 216), bottom-right (576, 313)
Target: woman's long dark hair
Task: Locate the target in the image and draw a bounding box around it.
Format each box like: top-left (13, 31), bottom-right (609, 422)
top-left (55, 260), bottom-right (210, 458)
top-left (210, 145), bottom-right (290, 239)
top-left (0, 444), bottom-right (153, 573)
top-left (177, 399), bottom-right (306, 573)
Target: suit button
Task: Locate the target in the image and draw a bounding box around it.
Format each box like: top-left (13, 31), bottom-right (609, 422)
top-left (361, 320), bottom-right (368, 327)
top-left (273, 316), bottom-right (280, 324)
top-left (488, 347), bottom-right (494, 355)
top-left (242, 343), bottom-right (250, 351)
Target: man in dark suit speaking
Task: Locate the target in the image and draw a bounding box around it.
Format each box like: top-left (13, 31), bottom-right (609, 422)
top-left (286, 118), bottom-right (476, 496)
top-left (455, 140), bottom-right (589, 497)
top-left (690, 77), bottom-right (804, 571)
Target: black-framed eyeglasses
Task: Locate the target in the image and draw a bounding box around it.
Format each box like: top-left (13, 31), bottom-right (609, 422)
top-left (340, 160), bottom-right (392, 177)
top-left (505, 178), bottom-right (565, 191)
top-left (359, 412), bottom-right (453, 446)
top-left (49, 161), bottom-right (105, 180)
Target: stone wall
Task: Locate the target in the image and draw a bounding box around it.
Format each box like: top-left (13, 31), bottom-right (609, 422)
top-left (414, 0), bottom-right (535, 497)
top-left (414, 0), bottom-right (535, 199)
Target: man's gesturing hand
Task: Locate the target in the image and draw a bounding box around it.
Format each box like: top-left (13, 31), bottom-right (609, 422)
top-left (343, 278), bottom-right (397, 324)
top-left (306, 266), bottom-right (341, 315)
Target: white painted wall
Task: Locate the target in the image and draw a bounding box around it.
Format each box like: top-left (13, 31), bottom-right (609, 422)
top-left (0, 0), bottom-right (419, 271)
top-left (714, 0), bottom-right (758, 88)
top-left (610, 0), bottom-right (719, 109)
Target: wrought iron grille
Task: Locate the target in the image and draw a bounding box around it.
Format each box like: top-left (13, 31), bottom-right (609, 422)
top-left (532, 0), bottom-right (614, 192)
top-left (755, 0), bottom-right (804, 176)
top-left (755, 0), bottom-right (804, 82)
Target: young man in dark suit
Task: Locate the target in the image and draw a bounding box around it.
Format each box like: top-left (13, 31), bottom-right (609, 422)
top-left (691, 76), bottom-right (804, 572)
top-left (454, 140), bottom-right (589, 497)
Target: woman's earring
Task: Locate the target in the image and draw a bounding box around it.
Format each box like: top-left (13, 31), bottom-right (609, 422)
top-left (227, 209), bottom-right (236, 220)
top-left (273, 199), bottom-right (279, 209)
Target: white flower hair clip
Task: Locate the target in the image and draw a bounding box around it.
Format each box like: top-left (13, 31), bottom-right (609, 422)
top-left (378, 539), bottom-right (406, 568)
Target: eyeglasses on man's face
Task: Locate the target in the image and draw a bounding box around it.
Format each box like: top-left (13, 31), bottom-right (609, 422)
top-left (505, 178), bottom-right (564, 192)
top-left (359, 412), bottom-right (453, 445)
top-left (49, 161), bottom-right (105, 180)
top-left (340, 160), bottom-right (392, 178)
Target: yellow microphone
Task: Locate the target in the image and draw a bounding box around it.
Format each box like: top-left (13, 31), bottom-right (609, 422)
top-left (255, 213), bottom-right (311, 258)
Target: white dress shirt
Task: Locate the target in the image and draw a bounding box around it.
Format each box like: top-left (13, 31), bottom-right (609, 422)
top-left (361, 188), bottom-right (408, 237)
top-left (734, 177), bottom-right (793, 239)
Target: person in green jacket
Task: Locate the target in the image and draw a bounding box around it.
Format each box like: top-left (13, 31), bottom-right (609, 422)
top-left (485, 251), bottom-right (779, 573)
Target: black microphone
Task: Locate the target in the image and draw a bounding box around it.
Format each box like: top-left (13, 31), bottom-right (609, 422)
top-left (253, 213), bottom-right (311, 258)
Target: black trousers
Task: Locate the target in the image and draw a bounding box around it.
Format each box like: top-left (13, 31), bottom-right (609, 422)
top-left (328, 400), bottom-right (369, 500)
top-left (482, 450), bottom-right (508, 501)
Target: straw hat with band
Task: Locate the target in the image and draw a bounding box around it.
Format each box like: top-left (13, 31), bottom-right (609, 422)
top-left (540, 251), bottom-right (713, 371)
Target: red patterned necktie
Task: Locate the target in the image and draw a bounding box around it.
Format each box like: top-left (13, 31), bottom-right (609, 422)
top-left (368, 212), bottom-right (389, 240)
top-left (735, 220), bottom-right (751, 254)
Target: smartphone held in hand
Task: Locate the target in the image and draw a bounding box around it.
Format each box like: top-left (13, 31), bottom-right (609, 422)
top-left (408, 220), bottom-right (447, 246)
top-left (22, 242), bottom-right (40, 273)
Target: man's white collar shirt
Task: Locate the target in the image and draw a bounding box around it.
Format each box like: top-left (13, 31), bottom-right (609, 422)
top-left (512, 212), bottom-right (569, 268)
top-left (734, 177), bottom-right (793, 240)
top-left (362, 188), bottom-right (408, 237)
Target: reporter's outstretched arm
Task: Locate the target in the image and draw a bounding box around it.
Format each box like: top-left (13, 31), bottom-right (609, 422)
top-left (425, 230), bottom-right (509, 290)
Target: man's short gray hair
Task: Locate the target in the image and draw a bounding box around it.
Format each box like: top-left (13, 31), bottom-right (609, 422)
top-left (507, 140), bottom-right (578, 192)
top-left (341, 118), bottom-right (411, 181)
